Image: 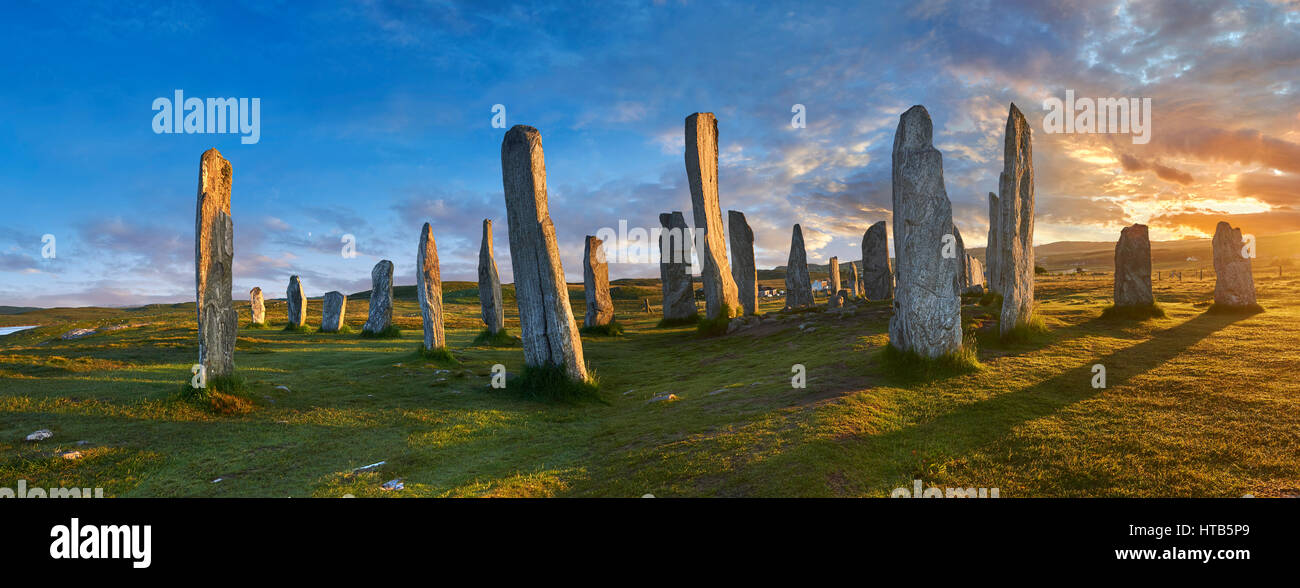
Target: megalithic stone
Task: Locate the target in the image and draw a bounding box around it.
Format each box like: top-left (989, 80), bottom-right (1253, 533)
top-left (1212, 221), bottom-right (1258, 307)
top-left (500, 125), bottom-right (587, 382)
top-left (728, 210), bottom-right (757, 315)
top-left (685, 113), bottom-right (740, 319)
top-left (583, 235), bottom-right (614, 328)
top-left (850, 261), bottom-right (863, 298)
top-left (417, 223), bottom-right (445, 349)
top-left (952, 224), bottom-right (967, 295)
top-left (658, 211), bottom-right (697, 321)
top-left (964, 255), bottom-right (986, 290)
top-left (195, 148), bottom-right (236, 378)
top-left (862, 220), bottom-right (893, 300)
top-left (321, 291), bottom-right (347, 332)
top-left (996, 103), bottom-right (1036, 335)
top-left (249, 287), bottom-right (265, 325)
top-left (829, 256), bottom-right (841, 297)
top-left (986, 192), bottom-right (1001, 292)
top-left (363, 260), bottom-right (394, 334)
top-left (477, 219), bottom-right (505, 334)
top-left (784, 224), bottom-right (814, 309)
top-left (286, 275), bottom-right (306, 327)
top-left (1113, 223), bottom-right (1154, 307)
top-left (888, 105), bottom-right (963, 358)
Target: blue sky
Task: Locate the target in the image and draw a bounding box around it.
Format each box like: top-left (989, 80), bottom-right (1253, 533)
top-left (2, 0), bottom-right (1298, 307)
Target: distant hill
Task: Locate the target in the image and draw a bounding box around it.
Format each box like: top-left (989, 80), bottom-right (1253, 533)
top-left (0, 306), bottom-right (40, 315)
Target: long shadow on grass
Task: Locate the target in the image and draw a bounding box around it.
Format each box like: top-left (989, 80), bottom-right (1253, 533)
top-left (784, 311), bottom-right (1249, 495)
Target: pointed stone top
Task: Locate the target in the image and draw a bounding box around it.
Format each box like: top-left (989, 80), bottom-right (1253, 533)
top-left (989, 191), bottom-right (997, 200)
top-left (1005, 102), bottom-right (1032, 143)
top-left (502, 125), bottom-right (542, 152)
top-left (198, 148), bottom-right (232, 214)
top-left (894, 105), bottom-right (934, 152)
top-left (1008, 102), bottom-right (1025, 121)
top-left (201, 147), bottom-right (226, 162)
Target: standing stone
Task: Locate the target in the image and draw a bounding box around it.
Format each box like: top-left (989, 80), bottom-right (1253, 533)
top-left (641, 298), bottom-right (651, 314)
top-left (728, 210), bottom-right (757, 315)
top-left (996, 103), bottom-right (1036, 335)
top-left (963, 255), bottom-right (986, 292)
top-left (888, 105), bottom-right (963, 358)
top-left (828, 257), bottom-right (841, 299)
top-left (862, 221), bottom-right (893, 300)
top-left (685, 113), bottom-right (740, 320)
top-left (952, 225), bottom-right (967, 292)
top-left (286, 275), bottom-right (306, 327)
top-left (417, 223), bottom-right (445, 349)
top-left (195, 148), bottom-right (236, 378)
top-left (321, 291), bottom-right (347, 332)
top-left (477, 219), bottom-right (505, 334)
top-left (658, 211), bottom-right (697, 321)
top-left (362, 260), bottom-right (394, 335)
top-left (986, 192), bottom-right (1001, 293)
top-left (1113, 224), bottom-right (1154, 307)
top-left (583, 235), bottom-right (614, 327)
top-left (1212, 221), bottom-right (1258, 307)
top-left (249, 287), bottom-right (265, 325)
top-left (784, 224), bottom-right (814, 309)
top-left (500, 125), bottom-right (587, 382)
top-left (849, 262), bottom-right (863, 298)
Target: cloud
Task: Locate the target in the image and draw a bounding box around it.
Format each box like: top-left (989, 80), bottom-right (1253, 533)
top-left (1119, 153), bottom-right (1195, 184)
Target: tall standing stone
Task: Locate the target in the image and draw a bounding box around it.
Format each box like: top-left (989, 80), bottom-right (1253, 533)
top-left (849, 262), bottom-right (863, 298)
top-left (1212, 221), bottom-right (1258, 307)
top-left (417, 223), bottom-right (445, 349)
top-left (286, 275), bottom-right (306, 328)
top-left (963, 255), bottom-right (986, 291)
top-left (195, 148), bottom-right (236, 378)
top-left (583, 235), bottom-right (614, 328)
top-left (1113, 224), bottom-right (1154, 307)
top-left (888, 105), bottom-right (963, 358)
top-left (862, 221), bottom-right (893, 300)
top-left (321, 291), bottom-right (347, 332)
top-left (249, 287), bottom-right (265, 325)
top-left (500, 125), bottom-right (587, 382)
top-left (986, 192), bottom-right (1001, 293)
top-left (363, 260), bottom-right (394, 335)
top-left (728, 210), bottom-right (757, 315)
top-left (685, 113), bottom-right (740, 320)
top-left (828, 256), bottom-right (841, 297)
top-left (996, 103), bottom-right (1036, 335)
top-left (477, 219), bottom-right (505, 334)
top-left (658, 211), bottom-right (697, 321)
top-left (784, 224), bottom-right (814, 309)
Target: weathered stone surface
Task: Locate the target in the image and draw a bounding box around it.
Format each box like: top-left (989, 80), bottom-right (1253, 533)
top-left (828, 257), bottom-right (841, 302)
top-left (500, 125), bottom-right (587, 382)
top-left (888, 105), bottom-right (963, 358)
top-left (963, 254), bottom-right (986, 294)
top-left (685, 113), bottom-right (740, 319)
top-left (195, 148), bottom-right (236, 378)
top-left (986, 192), bottom-right (1001, 293)
top-left (995, 103), bottom-right (1036, 335)
top-left (658, 211), bottom-right (697, 320)
top-left (321, 291), bottom-right (347, 332)
top-left (862, 220), bottom-right (893, 300)
top-left (952, 225), bottom-right (966, 291)
top-left (849, 261), bottom-right (863, 298)
top-left (1113, 223), bottom-right (1154, 307)
top-left (477, 219), bottom-right (504, 334)
top-left (417, 223), bottom-right (445, 349)
top-left (728, 210), bottom-right (757, 315)
top-left (583, 235), bottom-right (614, 327)
top-left (249, 287), bottom-right (265, 325)
top-left (363, 260), bottom-right (394, 334)
top-left (286, 275), bottom-right (306, 327)
top-left (784, 224), bottom-right (814, 309)
top-left (1213, 221), bottom-right (1258, 307)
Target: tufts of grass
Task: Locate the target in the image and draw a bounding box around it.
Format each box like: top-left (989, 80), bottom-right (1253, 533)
top-left (1000, 312), bottom-right (1051, 344)
top-left (282, 323), bottom-right (312, 333)
top-left (656, 313), bottom-right (700, 328)
top-left (694, 304), bottom-right (736, 338)
top-left (1100, 303), bottom-right (1167, 321)
top-left (506, 363), bottom-right (604, 404)
top-left (580, 321), bottom-right (625, 337)
top-left (417, 344), bottom-right (458, 363)
top-left (472, 328), bottom-right (519, 347)
top-left (979, 291), bottom-right (1003, 308)
top-left (876, 338), bottom-right (981, 381)
top-left (360, 324), bottom-right (402, 339)
top-left (245, 322), bottom-right (270, 330)
top-left (173, 373), bottom-right (253, 415)
top-left (319, 324), bottom-right (354, 334)
top-left (1206, 303), bottom-right (1265, 315)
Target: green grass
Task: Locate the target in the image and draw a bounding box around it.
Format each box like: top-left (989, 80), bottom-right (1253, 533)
top-left (359, 324), bottom-right (402, 338)
top-left (507, 363), bottom-right (603, 404)
top-left (999, 312), bottom-right (1050, 343)
top-left (876, 339), bottom-right (981, 382)
top-left (472, 328), bottom-right (518, 347)
top-left (1100, 303), bottom-right (1167, 320)
top-left (1206, 303), bottom-right (1265, 315)
top-left (580, 321), bottom-right (625, 337)
top-left (282, 323), bottom-right (312, 333)
top-left (245, 322), bottom-right (270, 330)
top-left (656, 313), bottom-right (700, 328)
top-left (1, 273), bottom-right (1297, 497)
top-left (417, 344), bottom-right (458, 363)
top-left (694, 304), bottom-right (735, 338)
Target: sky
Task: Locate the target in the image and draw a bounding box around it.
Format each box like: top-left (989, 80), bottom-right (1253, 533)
top-left (1, 0), bottom-right (1297, 307)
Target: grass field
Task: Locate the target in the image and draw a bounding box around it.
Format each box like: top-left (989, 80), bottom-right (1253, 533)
top-left (0, 272), bottom-right (1296, 497)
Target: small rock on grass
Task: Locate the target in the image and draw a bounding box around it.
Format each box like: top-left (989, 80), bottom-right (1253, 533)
top-left (647, 393), bottom-right (679, 404)
top-left (25, 429), bottom-right (52, 442)
top-left (381, 479), bottom-right (404, 491)
top-left (60, 451), bottom-right (83, 460)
